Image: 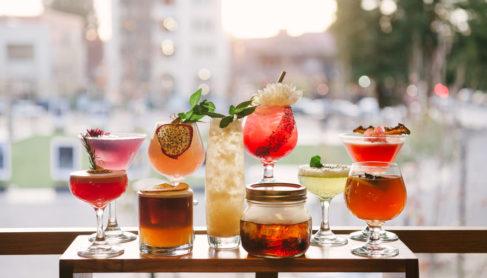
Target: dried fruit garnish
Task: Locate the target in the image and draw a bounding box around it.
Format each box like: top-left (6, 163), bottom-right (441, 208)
top-left (85, 128), bottom-right (110, 137)
top-left (353, 123), bottom-right (410, 136)
top-left (255, 106), bottom-right (295, 157)
top-left (156, 123), bottom-right (193, 159)
top-left (142, 182), bottom-right (189, 193)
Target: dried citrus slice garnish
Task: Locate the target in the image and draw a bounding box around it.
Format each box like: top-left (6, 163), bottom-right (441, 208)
top-left (156, 123), bottom-right (193, 159)
top-left (353, 123), bottom-right (410, 136)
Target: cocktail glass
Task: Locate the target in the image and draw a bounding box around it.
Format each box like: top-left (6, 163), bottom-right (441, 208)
top-left (206, 118), bottom-right (245, 249)
top-left (340, 133), bottom-right (406, 242)
top-left (344, 162), bottom-right (407, 257)
top-left (243, 105), bottom-right (298, 182)
top-left (298, 164), bottom-right (349, 246)
top-left (85, 133), bottom-right (146, 243)
top-left (70, 170), bottom-right (128, 258)
top-left (148, 122), bottom-right (205, 185)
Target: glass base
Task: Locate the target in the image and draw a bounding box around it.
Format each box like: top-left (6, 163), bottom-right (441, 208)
top-left (311, 231), bottom-right (348, 247)
top-left (140, 242), bottom-right (192, 256)
top-left (351, 244), bottom-right (399, 258)
top-left (89, 230), bottom-right (137, 244)
top-left (208, 235), bottom-right (240, 249)
top-left (350, 229), bottom-right (398, 242)
top-left (77, 242), bottom-right (124, 259)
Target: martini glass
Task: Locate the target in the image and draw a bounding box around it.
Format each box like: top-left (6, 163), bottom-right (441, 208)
top-left (340, 133), bottom-right (406, 242)
top-left (243, 105), bottom-right (298, 182)
top-left (85, 132), bottom-right (146, 243)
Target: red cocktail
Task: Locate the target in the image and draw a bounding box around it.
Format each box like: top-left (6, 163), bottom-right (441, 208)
top-left (69, 169), bottom-right (128, 258)
top-left (244, 106), bottom-right (297, 162)
top-left (340, 133), bottom-right (406, 163)
top-left (70, 170), bottom-right (128, 208)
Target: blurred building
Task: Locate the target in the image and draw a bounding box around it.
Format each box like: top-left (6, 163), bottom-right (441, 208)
top-left (0, 9), bottom-right (86, 99)
top-left (107, 0), bottom-right (230, 108)
top-left (231, 31), bottom-right (337, 101)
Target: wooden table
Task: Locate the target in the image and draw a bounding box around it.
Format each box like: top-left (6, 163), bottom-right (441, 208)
top-left (59, 234), bottom-right (419, 278)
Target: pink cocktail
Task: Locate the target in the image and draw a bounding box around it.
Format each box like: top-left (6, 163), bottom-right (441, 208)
top-left (83, 132), bottom-right (146, 243)
top-left (244, 105), bottom-right (298, 181)
top-left (86, 134), bottom-right (145, 170)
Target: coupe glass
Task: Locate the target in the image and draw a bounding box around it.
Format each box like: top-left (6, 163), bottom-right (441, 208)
top-left (69, 170), bottom-right (128, 258)
top-left (340, 132), bottom-right (407, 242)
top-left (298, 164), bottom-right (349, 246)
top-left (85, 133), bottom-right (146, 243)
top-left (345, 162), bottom-right (407, 257)
top-left (147, 122), bottom-right (205, 186)
top-left (243, 105), bottom-right (298, 182)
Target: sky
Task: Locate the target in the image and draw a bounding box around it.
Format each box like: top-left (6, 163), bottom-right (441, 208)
top-left (0, 0), bottom-right (337, 40)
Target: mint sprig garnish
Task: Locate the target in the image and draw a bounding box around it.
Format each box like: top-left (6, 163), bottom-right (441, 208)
top-left (218, 99), bottom-right (257, 128)
top-left (174, 88), bottom-right (220, 123)
top-left (310, 155), bottom-right (324, 168)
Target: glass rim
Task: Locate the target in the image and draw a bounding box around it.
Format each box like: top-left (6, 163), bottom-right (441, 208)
top-left (350, 161), bottom-right (399, 168)
top-left (81, 132), bottom-right (147, 140)
top-left (339, 132), bottom-right (408, 139)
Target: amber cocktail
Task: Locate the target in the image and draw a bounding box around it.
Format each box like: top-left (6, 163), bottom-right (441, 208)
top-left (345, 162), bottom-right (406, 257)
top-left (139, 184), bottom-right (193, 256)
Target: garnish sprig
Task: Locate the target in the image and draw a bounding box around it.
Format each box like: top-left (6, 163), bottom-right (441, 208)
top-left (218, 99), bottom-right (257, 128)
top-left (81, 133), bottom-right (100, 171)
top-left (174, 88), bottom-right (219, 124)
top-left (309, 155), bottom-right (325, 168)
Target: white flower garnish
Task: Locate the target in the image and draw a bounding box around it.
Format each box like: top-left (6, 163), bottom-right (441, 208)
top-left (252, 83), bottom-right (302, 106)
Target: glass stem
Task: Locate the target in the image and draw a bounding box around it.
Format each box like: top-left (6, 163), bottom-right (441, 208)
top-left (366, 221), bottom-right (383, 250)
top-left (106, 202), bottom-right (119, 230)
top-left (320, 199), bottom-right (332, 235)
top-left (262, 162), bottom-right (274, 181)
top-left (95, 207), bottom-right (106, 243)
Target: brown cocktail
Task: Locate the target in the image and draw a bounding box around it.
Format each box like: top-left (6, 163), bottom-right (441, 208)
top-left (138, 183), bottom-right (193, 256)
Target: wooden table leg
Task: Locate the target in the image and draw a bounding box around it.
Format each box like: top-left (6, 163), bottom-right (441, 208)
top-left (405, 259), bottom-right (419, 278)
top-left (255, 272), bottom-right (278, 278)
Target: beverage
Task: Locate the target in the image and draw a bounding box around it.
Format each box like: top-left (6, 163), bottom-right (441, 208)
top-left (83, 132), bottom-right (146, 244)
top-left (240, 220), bottom-right (311, 258)
top-left (345, 162), bottom-right (407, 257)
top-left (69, 169), bottom-right (127, 258)
top-left (86, 134), bottom-right (146, 170)
top-left (343, 140), bottom-right (404, 162)
top-left (148, 122), bottom-right (205, 180)
top-left (345, 174), bottom-right (406, 221)
top-left (244, 105), bottom-right (297, 163)
top-left (298, 165), bottom-right (349, 200)
top-left (298, 161), bottom-right (349, 246)
top-left (205, 119), bottom-right (245, 248)
top-left (70, 170), bottom-right (127, 208)
top-left (138, 185), bottom-right (193, 255)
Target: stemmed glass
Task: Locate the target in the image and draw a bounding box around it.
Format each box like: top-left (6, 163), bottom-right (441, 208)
top-left (340, 133), bottom-right (406, 242)
top-left (243, 105), bottom-right (298, 182)
top-left (147, 122), bottom-right (205, 186)
top-left (298, 164), bottom-right (349, 246)
top-left (69, 170), bottom-right (128, 258)
top-left (344, 162), bottom-right (407, 257)
top-left (85, 133), bottom-right (146, 243)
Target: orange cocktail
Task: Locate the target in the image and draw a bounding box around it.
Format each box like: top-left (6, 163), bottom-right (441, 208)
top-left (148, 122), bottom-right (205, 181)
top-left (345, 174), bottom-right (406, 221)
top-left (344, 162), bottom-right (407, 257)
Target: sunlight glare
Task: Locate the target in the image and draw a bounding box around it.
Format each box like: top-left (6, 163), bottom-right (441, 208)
top-left (221, 0), bottom-right (337, 38)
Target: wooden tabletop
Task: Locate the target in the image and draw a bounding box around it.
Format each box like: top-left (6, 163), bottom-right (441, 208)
top-left (60, 234), bottom-right (418, 278)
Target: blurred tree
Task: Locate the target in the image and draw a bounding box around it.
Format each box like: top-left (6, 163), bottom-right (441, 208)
top-left (44, 0), bottom-right (97, 28)
top-left (332, 0), bottom-right (487, 107)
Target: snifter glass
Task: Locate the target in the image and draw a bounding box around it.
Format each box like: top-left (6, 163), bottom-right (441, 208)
top-left (345, 162), bottom-right (407, 257)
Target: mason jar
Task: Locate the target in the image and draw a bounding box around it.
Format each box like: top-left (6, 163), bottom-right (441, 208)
top-left (240, 182), bottom-right (312, 258)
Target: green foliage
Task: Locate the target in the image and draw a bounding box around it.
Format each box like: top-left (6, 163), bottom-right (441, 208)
top-left (332, 0), bottom-right (487, 105)
top-left (309, 155), bottom-right (324, 168)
